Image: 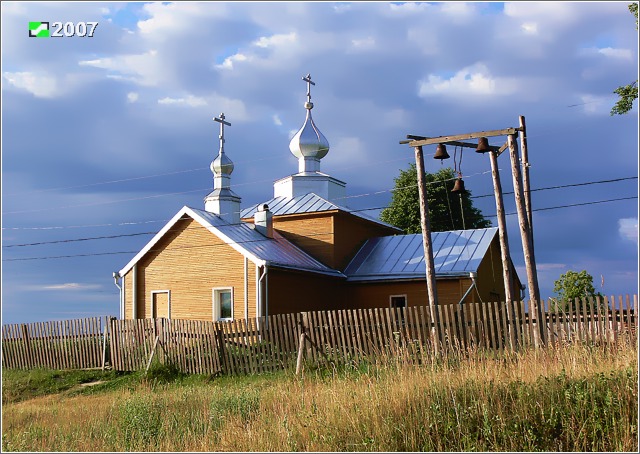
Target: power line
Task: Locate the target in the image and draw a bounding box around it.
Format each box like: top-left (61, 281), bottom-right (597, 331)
top-left (3, 231), bottom-right (156, 248)
top-left (470, 176), bottom-right (638, 199)
top-left (3, 195), bottom-right (636, 260)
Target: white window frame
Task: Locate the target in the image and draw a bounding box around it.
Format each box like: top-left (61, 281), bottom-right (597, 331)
top-left (150, 290), bottom-right (171, 319)
top-left (389, 294), bottom-right (407, 309)
top-left (213, 287), bottom-right (234, 321)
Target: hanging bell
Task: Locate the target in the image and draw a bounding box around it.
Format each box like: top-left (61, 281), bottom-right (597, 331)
top-left (476, 137), bottom-right (490, 153)
top-left (434, 143), bottom-right (450, 160)
top-left (451, 177), bottom-right (465, 193)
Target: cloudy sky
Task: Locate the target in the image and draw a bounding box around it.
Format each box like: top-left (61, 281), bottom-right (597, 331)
top-left (2, 1), bottom-right (638, 325)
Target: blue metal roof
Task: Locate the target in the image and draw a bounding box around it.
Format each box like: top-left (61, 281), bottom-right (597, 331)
top-left (191, 208), bottom-right (344, 277)
top-left (241, 193), bottom-right (400, 231)
top-left (344, 227), bottom-right (498, 281)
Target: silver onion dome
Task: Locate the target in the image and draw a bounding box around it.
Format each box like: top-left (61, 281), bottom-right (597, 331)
top-left (211, 151), bottom-right (234, 175)
top-left (289, 109), bottom-right (330, 160)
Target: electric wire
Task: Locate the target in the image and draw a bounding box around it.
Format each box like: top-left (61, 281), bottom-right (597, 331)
top-left (3, 195), bottom-right (636, 260)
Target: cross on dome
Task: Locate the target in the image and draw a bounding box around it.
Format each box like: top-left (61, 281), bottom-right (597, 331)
top-left (302, 73), bottom-right (315, 110)
top-left (213, 113), bottom-right (231, 154)
top-left (211, 112), bottom-right (234, 177)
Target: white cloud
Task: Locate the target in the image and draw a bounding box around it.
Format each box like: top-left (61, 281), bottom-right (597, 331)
top-left (41, 283), bottom-right (102, 291)
top-left (325, 137), bottom-right (368, 167)
top-left (618, 218), bottom-right (638, 244)
top-left (579, 47), bottom-right (634, 60)
top-left (351, 36), bottom-right (375, 50)
top-left (418, 63), bottom-right (519, 98)
top-left (253, 32), bottom-right (297, 48)
top-left (216, 53), bottom-right (249, 70)
top-left (79, 50), bottom-right (163, 87)
top-left (158, 95), bottom-right (207, 107)
top-left (597, 47), bottom-right (633, 60)
top-left (127, 92), bottom-right (139, 103)
top-left (137, 2), bottom-right (230, 37)
top-left (2, 71), bottom-right (58, 98)
top-left (537, 263), bottom-right (569, 272)
top-left (272, 114), bottom-right (282, 126)
top-left (573, 94), bottom-right (612, 115)
top-left (521, 22), bottom-right (538, 34)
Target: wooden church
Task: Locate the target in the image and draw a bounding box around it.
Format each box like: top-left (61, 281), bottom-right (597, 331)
top-left (115, 76), bottom-right (522, 321)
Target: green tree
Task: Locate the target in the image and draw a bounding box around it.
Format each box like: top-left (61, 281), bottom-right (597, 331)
top-left (380, 165), bottom-right (491, 233)
top-left (550, 269), bottom-right (605, 312)
top-left (610, 3), bottom-right (638, 115)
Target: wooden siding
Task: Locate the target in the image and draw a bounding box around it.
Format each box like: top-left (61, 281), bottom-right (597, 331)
top-left (346, 278), bottom-right (470, 310)
top-left (271, 212), bottom-right (336, 267)
top-left (268, 210), bottom-right (398, 270)
top-left (474, 237), bottom-right (523, 303)
top-left (123, 218), bottom-right (257, 321)
top-left (266, 268), bottom-right (345, 315)
top-left (124, 272), bottom-right (133, 319)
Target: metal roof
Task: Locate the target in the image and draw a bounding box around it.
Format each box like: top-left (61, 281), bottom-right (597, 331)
top-left (241, 192), bottom-right (400, 231)
top-left (344, 227), bottom-right (498, 281)
top-left (119, 206), bottom-right (344, 278)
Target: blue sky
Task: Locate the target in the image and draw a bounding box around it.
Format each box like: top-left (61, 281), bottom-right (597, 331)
top-left (2, 1), bottom-right (638, 325)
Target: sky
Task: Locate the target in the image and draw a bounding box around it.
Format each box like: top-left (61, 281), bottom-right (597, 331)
top-left (1, 1), bottom-right (638, 325)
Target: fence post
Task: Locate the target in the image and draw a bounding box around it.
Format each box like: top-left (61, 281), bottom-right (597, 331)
top-left (20, 324), bottom-right (33, 368)
top-left (215, 323), bottom-right (228, 374)
top-left (296, 312), bottom-right (308, 375)
top-left (101, 317), bottom-right (111, 371)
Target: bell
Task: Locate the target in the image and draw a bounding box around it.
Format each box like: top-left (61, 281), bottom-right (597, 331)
top-left (451, 178), bottom-right (465, 193)
top-left (476, 137), bottom-right (490, 153)
top-left (434, 143), bottom-right (450, 160)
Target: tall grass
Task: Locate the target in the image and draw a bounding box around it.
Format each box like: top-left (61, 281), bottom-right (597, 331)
top-left (2, 341), bottom-right (637, 452)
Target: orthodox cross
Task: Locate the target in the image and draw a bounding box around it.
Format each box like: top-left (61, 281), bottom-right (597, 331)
top-left (302, 73), bottom-right (315, 108)
top-left (213, 113), bottom-right (231, 153)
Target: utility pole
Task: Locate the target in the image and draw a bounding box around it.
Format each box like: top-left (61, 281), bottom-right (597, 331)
top-left (508, 134), bottom-right (544, 345)
top-left (519, 116), bottom-right (533, 240)
top-left (488, 150), bottom-right (515, 305)
top-left (414, 146), bottom-right (439, 330)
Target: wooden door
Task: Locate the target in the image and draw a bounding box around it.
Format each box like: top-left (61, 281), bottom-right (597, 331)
top-left (152, 292), bottom-right (169, 319)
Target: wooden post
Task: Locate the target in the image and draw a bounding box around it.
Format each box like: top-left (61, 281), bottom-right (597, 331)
top-left (488, 151), bottom-right (515, 304)
top-left (518, 115), bottom-right (533, 239)
top-left (20, 324), bottom-right (33, 369)
top-left (414, 146), bottom-right (439, 325)
top-left (101, 317), bottom-right (110, 371)
top-left (296, 312), bottom-right (308, 375)
top-left (488, 150), bottom-right (517, 349)
top-left (145, 336), bottom-right (160, 373)
top-left (508, 134), bottom-right (544, 345)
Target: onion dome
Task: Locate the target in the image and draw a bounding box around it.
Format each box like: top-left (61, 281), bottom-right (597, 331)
top-left (211, 150), bottom-right (234, 176)
top-left (289, 74), bottom-right (330, 162)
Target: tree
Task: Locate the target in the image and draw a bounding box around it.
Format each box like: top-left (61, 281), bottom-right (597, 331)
top-left (550, 270), bottom-right (605, 312)
top-left (611, 3), bottom-right (638, 115)
top-left (380, 165), bottom-right (491, 234)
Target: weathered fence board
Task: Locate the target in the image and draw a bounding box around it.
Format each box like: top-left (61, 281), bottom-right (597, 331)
top-left (3, 297), bottom-right (637, 374)
top-left (1, 316), bottom-right (108, 370)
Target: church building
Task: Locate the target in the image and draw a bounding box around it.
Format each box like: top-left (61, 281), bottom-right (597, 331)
top-left (115, 75), bottom-right (522, 321)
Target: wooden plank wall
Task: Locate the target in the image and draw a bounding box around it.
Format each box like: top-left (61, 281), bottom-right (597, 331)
top-left (1, 316), bottom-right (108, 370)
top-left (2, 296), bottom-right (637, 375)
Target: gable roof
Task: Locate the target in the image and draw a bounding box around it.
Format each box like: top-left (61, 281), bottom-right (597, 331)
top-left (118, 206), bottom-right (344, 278)
top-left (241, 192), bottom-right (401, 232)
top-left (344, 227), bottom-right (499, 282)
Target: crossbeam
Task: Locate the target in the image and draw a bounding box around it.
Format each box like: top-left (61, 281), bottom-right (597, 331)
top-left (405, 127), bottom-right (521, 147)
top-left (401, 134), bottom-right (502, 152)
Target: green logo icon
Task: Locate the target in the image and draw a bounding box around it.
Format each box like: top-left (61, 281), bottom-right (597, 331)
top-left (29, 22), bottom-right (49, 38)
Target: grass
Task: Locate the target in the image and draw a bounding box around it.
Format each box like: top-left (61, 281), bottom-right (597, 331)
top-left (1, 341), bottom-right (637, 452)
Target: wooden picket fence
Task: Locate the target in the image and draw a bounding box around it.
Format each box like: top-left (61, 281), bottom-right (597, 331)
top-left (108, 314), bottom-right (302, 375)
top-left (1, 316), bottom-right (109, 370)
top-left (2, 296), bottom-right (637, 374)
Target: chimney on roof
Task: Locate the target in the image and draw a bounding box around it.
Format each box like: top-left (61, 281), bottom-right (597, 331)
top-left (254, 204), bottom-right (273, 238)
